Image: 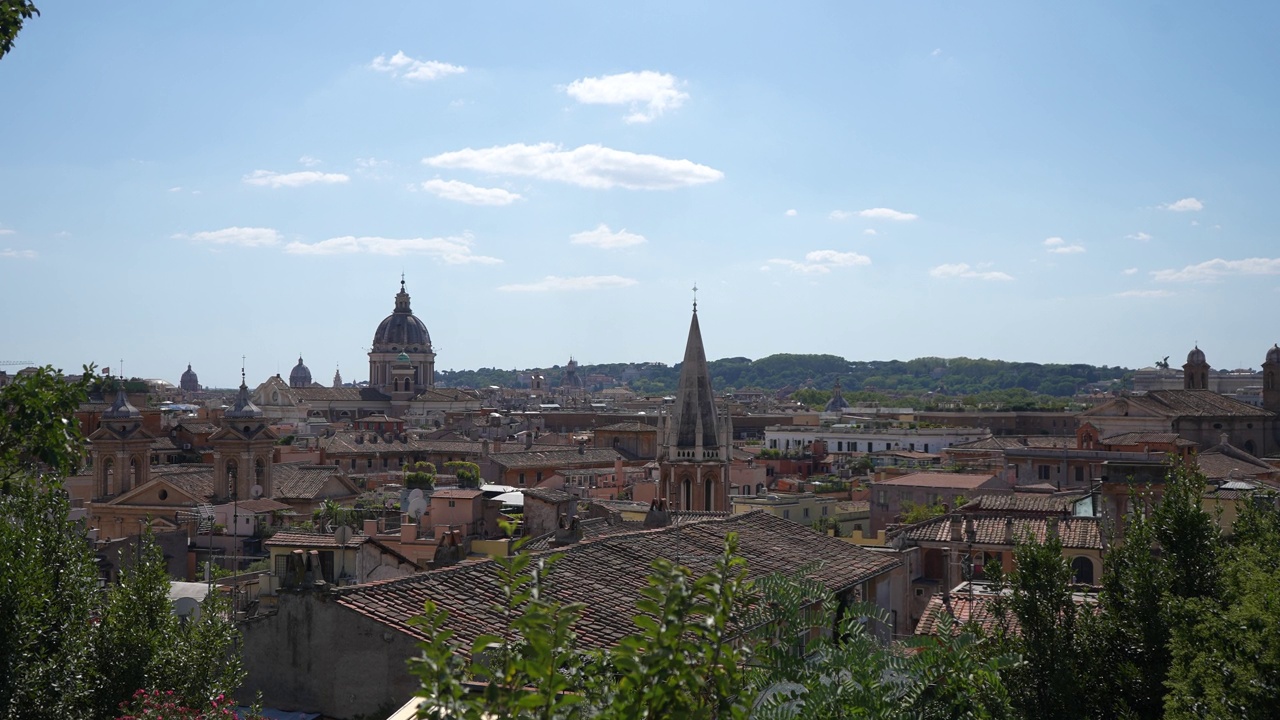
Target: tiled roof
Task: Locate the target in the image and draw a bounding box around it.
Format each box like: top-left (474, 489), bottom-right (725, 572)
top-left (152, 465), bottom-right (216, 500)
top-left (948, 436), bottom-right (1073, 452)
top-left (595, 422), bottom-right (658, 433)
top-left (266, 530), bottom-right (367, 550)
top-left (431, 489), bottom-right (484, 500)
top-left (291, 387), bottom-right (390, 403)
top-left (520, 516), bottom-right (647, 552)
top-left (875, 472), bottom-right (1001, 490)
top-left (174, 422), bottom-right (218, 434)
top-left (150, 436), bottom-right (183, 451)
top-left (411, 388), bottom-right (481, 403)
top-left (273, 463), bottom-right (348, 500)
top-left (523, 487), bottom-right (575, 504)
top-left (320, 432), bottom-right (483, 456)
top-left (1094, 390), bottom-right (1273, 419)
top-left (335, 512), bottom-right (901, 654)
top-left (1196, 443), bottom-right (1275, 480)
top-left (229, 498), bottom-right (293, 513)
top-left (487, 447), bottom-right (621, 470)
top-left (915, 583), bottom-right (1097, 636)
top-left (894, 514), bottom-right (1102, 550)
top-left (1100, 432), bottom-right (1196, 447)
top-left (959, 493), bottom-right (1085, 515)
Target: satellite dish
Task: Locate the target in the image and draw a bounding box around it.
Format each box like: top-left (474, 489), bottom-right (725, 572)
top-left (408, 488), bottom-right (424, 502)
top-left (250, 484), bottom-right (264, 499)
top-left (174, 597), bottom-right (200, 619)
top-left (407, 497), bottom-right (428, 520)
top-left (333, 525), bottom-right (352, 547)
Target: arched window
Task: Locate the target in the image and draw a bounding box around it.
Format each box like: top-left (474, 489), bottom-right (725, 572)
top-left (255, 457), bottom-right (265, 488)
top-left (225, 459), bottom-right (238, 497)
top-left (130, 456), bottom-right (142, 491)
top-left (102, 458), bottom-right (114, 496)
top-left (704, 475), bottom-right (714, 511)
top-left (681, 477), bottom-right (692, 510)
top-left (1071, 556), bottom-right (1095, 584)
top-left (1245, 439), bottom-right (1257, 456)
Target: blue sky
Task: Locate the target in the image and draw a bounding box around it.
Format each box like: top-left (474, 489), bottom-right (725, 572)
top-left (3, 2), bottom-right (1279, 386)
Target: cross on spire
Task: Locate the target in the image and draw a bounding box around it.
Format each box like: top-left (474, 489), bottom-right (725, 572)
top-left (692, 283), bottom-right (698, 313)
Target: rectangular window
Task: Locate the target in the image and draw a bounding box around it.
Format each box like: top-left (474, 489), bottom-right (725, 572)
top-left (822, 506), bottom-right (828, 516)
top-left (536, 471), bottom-right (543, 483)
top-left (448, 500), bottom-right (456, 508)
top-left (350, 459), bottom-right (356, 470)
top-left (923, 444), bottom-right (929, 453)
top-left (1038, 465), bottom-right (1051, 480)
top-left (274, 554), bottom-right (288, 579)
top-left (783, 509), bottom-right (790, 519)
top-left (518, 473), bottom-right (525, 485)
top-left (837, 441), bottom-right (843, 452)
top-left (319, 551), bottom-right (335, 583)
top-left (803, 508), bottom-right (810, 518)
top-left (1075, 466), bottom-right (1084, 483)
top-left (909, 443), bottom-right (915, 451)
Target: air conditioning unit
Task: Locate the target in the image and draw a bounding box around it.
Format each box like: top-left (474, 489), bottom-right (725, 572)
top-left (182, 443), bottom-right (192, 450)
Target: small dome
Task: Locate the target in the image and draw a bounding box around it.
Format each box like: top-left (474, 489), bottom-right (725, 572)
top-left (1267, 344), bottom-right (1280, 365)
top-left (1186, 345), bottom-right (1206, 366)
top-left (396, 352), bottom-right (411, 362)
top-left (289, 356), bottom-right (312, 388)
top-left (180, 363), bottom-right (200, 392)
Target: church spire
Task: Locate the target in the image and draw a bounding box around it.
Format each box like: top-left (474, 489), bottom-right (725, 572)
top-left (669, 304), bottom-right (720, 450)
top-left (394, 276), bottom-right (411, 313)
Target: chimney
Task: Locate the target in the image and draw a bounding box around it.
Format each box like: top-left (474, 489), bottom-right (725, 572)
top-left (964, 516), bottom-right (976, 543)
top-left (481, 438), bottom-right (489, 456)
top-left (578, 441), bottom-right (586, 455)
top-left (1004, 517), bottom-right (1014, 545)
top-left (615, 455), bottom-right (624, 482)
top-left (1220, 432), bottom-right (1230, 447)
top-left (525, 430), bottom-right (533, 450)
top-left (363, 518), bottom-right (379, 537)
top-left (1046, 515), bottom-right (1060, 540)
top-left (949, 512), bottom-right (962, 542)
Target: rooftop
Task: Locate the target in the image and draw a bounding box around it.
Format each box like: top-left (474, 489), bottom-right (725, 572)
top-left (874, 472), bottom-right (1001, 490)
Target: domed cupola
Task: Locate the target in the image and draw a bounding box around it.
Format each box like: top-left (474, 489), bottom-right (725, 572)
top-left (1183, 344), bottom-right (1210, 390)
top-left (368, 277), bottom-right (437, 394)
top-left (1266, 344), bottom-right (1280, 365)
top-left (1187, 345), bottom-right (1206, 366)
top-left (372, 279), bottom-right (432, 352)
top-left (289, 356), bottom-right (313, 388)
top-left (180, 363), bottom-right (200, 392)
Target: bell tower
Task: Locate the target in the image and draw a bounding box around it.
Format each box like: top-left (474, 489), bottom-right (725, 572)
top-left (88, 384), bottom-right (154, 499)
top-left (1183, 345), bottom-right (1210, 390)
top-left (657, 294), bottom-right (732, 512)
top-left (1264, 344), bottom-right (1280, 413)
top-left (209, 368), bottom-right (277, 502)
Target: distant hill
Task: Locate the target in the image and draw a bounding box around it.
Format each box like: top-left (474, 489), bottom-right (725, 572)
top-left (438, 354), bottom-right (1132, 398)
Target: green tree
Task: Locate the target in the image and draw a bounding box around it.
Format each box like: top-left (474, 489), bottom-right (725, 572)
top-left (445, 460), bottom-right (481, 489)
top-left (0, 0), bottom-right (38, 60)
top-left (405, 461), bottom-right (436, 492)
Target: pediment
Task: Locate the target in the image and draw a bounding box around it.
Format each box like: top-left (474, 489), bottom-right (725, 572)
top-left (107, 478), bottom-right (203, 507)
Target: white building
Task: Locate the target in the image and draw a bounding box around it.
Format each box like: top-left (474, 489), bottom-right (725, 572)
top-left (764, 423), bottom-right (988, 455)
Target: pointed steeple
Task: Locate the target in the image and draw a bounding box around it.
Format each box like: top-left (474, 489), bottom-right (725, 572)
top-left (669, 307), bottom-right (720, 450)
top-left (333, 364), bottom-right (343, 388)
top-left (103, 383), bottom-right (140, 419)
top-left (226, 366), bottom-right (263, 419)
top-left (394, 276), bottom-right (412, 313)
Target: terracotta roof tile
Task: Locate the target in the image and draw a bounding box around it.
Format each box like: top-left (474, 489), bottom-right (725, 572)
top-left (273, 463), bottom-right (348, 500)
top-left (894, 514), bottom-right (1101, 550)
top-left (875, 472), bottom-right (1001, 490)
top-left (334, 512), bottom-right (900, 654)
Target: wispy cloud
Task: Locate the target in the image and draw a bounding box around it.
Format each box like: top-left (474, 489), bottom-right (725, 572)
top-left (369, 51), bottom-right (465, 82)
top-left (1114, 289), bottom-right (1173, 298)
top-left (243, 170), bottom-right (350, 188)
top-left (564, 71), bottom-right (689, 123)
top-left (298, 155), bottom-right (322, 167)
top-left (283, 234), bottom-right (500, 264)
top-left (768, 249), bottom-right (871, 274)
top-left (863, 228), bottom-right (878, 236)
top-left (423, 142), bottom-right (723, 190)
top-left (1127, 231), bottom-right (1152, 241)
top-left (498, 275), bottom-right (638, 292)
top-left (1162, 197), bottom-right (1204, 212)
top-left (0, 228), bottom-right (14, 235)
top-left (859, 207), bottom-right (917, 221)
top-left (569, 224), bottom-right (646, 249)
top-left (420, 179), bottom-right (522, 206)
top-left (785, 209), bottom-right (797, 217)
top-left (177, 227), bottom-right (281, 247)
top-left (1043, 237), bottom-right (1085, 254)
top-left (929, 263), bottom-right (1013, 281)
top-left (931, 48), bottom-right (943, 57)
top-left (828, 210), bottom-right (852, 221)
top-left (1152, 257), bottom-right (1280, 282)
top-left (1123, 268), bottom-right (1138, 275)
top-left (1, 248), bottom-right (36, 259)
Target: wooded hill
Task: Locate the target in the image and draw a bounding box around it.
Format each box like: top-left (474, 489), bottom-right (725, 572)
top-left (438, 354), bottom-right (1132, 398)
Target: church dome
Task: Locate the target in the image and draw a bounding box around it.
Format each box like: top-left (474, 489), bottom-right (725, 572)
top-left (372, 280), bottom-right (432, 351)
top-left (1186, 346), bottom-right (1206, 366)
top-left (180, 363), bottom-right (200, 392)
top-left (1267, 344), bottom-right (1280, 365)
top-left (289, 356), bottom-right (312, 388)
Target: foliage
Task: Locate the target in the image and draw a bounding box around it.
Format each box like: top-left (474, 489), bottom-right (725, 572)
top-left (899, 500), bottom-right (946, 525)
top-left (0, 366), bottom-right (245, 720)
top-left (312, 498), bottom-right (359, 531)
top-left (0, 0), bottom-right (38, 60)
top-left (790, 387), bottom-right (831, 410)
top-left (444, 460), bottom-right (481, 489)
top-left (115, 689), bottom-right (260, 720)
top-left (409, 533), bottom-right (1018, 719)
top-left (405, 461), bottom-right (437, 491)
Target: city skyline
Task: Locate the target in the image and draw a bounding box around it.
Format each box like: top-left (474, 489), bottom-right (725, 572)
top-left (4, 3), bottom-right (1280, 384)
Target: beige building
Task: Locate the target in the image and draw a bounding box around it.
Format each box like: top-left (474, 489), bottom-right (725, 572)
top-left (731, 491), bottom-right (838, 526)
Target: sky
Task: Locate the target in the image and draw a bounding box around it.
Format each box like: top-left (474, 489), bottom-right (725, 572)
top-left (3, 2), bottom-right (1280, 387)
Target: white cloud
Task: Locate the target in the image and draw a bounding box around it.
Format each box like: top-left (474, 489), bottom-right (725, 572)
top-left (768, 249), bottom-right (871, 274)
top-left (863, 228), bottom-right (878, 236)
top-left (498, 275), bottom-right (638, 292)
top-left (785, 209), bottom-right (797, 217)
top-left (369, 51), bottom-right (465, 82)
top-left (177, 227), bottom-right (281, 248)
top-left (243, 170), bottom-right (350, 188)
top-left (167, 186), bottom-right (182, 193)
top-left (829, 210), bottom-right (852, 221)
top-left (1, 248), bottom-right (36, 259)
top-left (929, 263), bottom-right (1013, 281)
top-left (298, 155), bottom-right (321, 167)
top-left (1152, 257), bottom-right (1280, 283)
top-left (423, 142), bottom-right (723, 190)
top-left (420, 179), bottom-right (522, 206)
top-left (0, 228), bottom-right (14, 235)
top-left (356, 157), bottom-right (389, 169)
top-left (1123, 268), bottom-right (1138, 275)
top-left (858, 207), bottom-right (918, 221)
top-left (569, 224), bottom-right (646, 249)
top-left (1162, 197), bottom-right (1204, 212)
top-left (1114, 289), bottom-right (1173, 298)
top-left (931, 48), bottom-right (942, 57)
top-left (1127, 231), bottom-right (1152, 241)
top-left (564, 71), bottom-right (689, 123)
top-left (283, 234), bottom-right (500, 264)
top-left (1043, 237), bottom-right (1085, 254)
